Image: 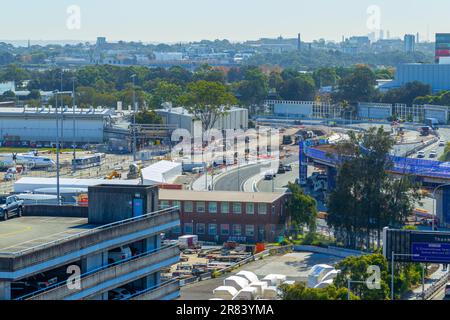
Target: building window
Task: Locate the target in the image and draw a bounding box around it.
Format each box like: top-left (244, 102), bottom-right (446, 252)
top-left (246, 203), bottom-right (254, 214)
top-left (208, 224), bottom-right (217, 236)
top-left (232, 202), bottom-right (242, 214)
top-left (232, 224), bottom-right (242, 236)
top-left (184, 223), bottom-right (193, 234)
top-left (173, 201), bottom-right (181, 209)
top-left (221, 202), bottom-right (229, 214)
top-left (196, 202), bottom-right (205, 213)
top-left (184, 201), bottom-right (193, 213)
top-left (160, 200), bottom-right (169, 209)
top-left (245, 225), bottom-right (255, 237)
top-left (208, 202), bottom-right (217, 213)
top-left (172, 225), bottom-right (181, 234)
top-left (220, 224), bottom-right (230, 236)
top-left (258, 203), bottom-right (267, 215)
top-left (196, 223), bottom-right (205, 235)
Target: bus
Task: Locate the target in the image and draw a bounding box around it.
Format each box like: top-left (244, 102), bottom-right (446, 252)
top-left (72, 153), bottom-right (104, 170)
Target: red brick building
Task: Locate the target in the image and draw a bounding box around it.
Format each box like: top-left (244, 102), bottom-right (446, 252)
top-left (159, 189), bottom-right (289, 243)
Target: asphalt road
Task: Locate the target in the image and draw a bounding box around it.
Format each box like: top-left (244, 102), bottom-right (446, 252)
top-left (213, 156), bottom-right (298, 192)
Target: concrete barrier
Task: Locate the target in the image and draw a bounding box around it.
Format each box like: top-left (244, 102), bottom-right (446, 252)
top-left (23, 205), bottom-right (88, 218)
top-left (293, 245), bottom-right (364, 258)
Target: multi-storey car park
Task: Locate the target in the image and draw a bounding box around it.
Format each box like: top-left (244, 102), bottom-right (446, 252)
top-left (0, 184), bottom-right (180, 300)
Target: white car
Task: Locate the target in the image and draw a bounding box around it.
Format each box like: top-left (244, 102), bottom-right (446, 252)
top-left (108, 246), bottom-right (132, 264)
top-left (439, 140), bottom-right (446, 147)
top-left (429, 150), bottom-right (438, 158)
top-left (417, 151), bottom-right (425, 158)
top-left (109, 287), bottom-right (132, 300)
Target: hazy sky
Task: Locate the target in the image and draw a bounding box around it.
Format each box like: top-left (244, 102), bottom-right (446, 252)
top-left (0, 0), bottom-right (447, 43)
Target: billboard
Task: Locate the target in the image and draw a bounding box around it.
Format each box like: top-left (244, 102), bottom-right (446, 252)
top-left (383, 228), bottom-right (450, 264)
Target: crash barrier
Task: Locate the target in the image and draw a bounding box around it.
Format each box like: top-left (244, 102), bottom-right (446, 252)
top-left (306, 148), bottom-right (450, 180)
top-left (423, 271), bottom-right (449, 300)
top-left (293, 245), bottom-right (364, 258)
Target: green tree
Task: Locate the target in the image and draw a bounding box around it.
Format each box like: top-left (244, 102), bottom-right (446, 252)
top-left (236, 67), bottom-right (269, 107)
top-left (326, 127), bottom-right (421, 250)
top-left (135, 110), bottom-right (163, 124)
top-left (334, 254), bottom-right (390, 300)
top-left (278, 75), bottom-right (316, 101)
top-left (180, 80), bottom-right (237, 132)
top-left (333, 65), bottom-right (377, 103)
top-left (149, 80), bottom-right (183, 108)
top-left (382, 81), bottom-right (431, 107)
top-left (279, 283), bottom-right (355, 300)
top-left (286, 182), bottom-right (318, 235)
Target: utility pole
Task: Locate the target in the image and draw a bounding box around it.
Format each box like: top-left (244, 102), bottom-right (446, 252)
top-left (54, 90), bottom-right (60, 205)
top-left (72, 77), bottom-right (76, 162)
top-left (131, 74), bottom-right (137, 162)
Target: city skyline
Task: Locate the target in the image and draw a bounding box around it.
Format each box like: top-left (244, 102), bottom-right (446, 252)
top-left (0, 0), bottom-right (448, 44)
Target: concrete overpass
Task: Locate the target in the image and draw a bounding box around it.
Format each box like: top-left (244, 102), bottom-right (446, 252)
top-left (304, 145), bottom-right (450, 227)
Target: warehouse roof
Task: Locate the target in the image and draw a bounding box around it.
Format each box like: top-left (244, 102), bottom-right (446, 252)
top-left (141, 160), bottom-right (182, 184)
top-left (0, 107), bottom-right (114, 116)
top-left (159, 189), bottom-right (285, 203)
top-left (14, 177), bottom-right (140, 193)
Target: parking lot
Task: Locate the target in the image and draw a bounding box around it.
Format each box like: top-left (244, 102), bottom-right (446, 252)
top-left (0, 216), bottom-right (92, 253)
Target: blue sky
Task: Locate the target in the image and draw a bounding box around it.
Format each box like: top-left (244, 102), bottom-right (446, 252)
top-left (0, 0), bottom-right (447, 43)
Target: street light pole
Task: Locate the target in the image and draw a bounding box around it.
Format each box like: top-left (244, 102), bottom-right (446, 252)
top-left (72, 77), bottom-right (76, 162)
top-left (131, 74), bottom-right (137, 162)
top-left (391, 252), bottom-right (420, 300)
top-left (54, 91), bottom-right (60, 205)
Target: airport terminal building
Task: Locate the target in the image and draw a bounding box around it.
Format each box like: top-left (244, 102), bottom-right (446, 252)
top-left (0, 184), bottom-right (180, 300)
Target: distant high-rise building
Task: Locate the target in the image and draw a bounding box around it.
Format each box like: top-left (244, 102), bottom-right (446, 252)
top-left (96, 37), bottom-right (107, 48)
top-left (297, 33), bottom-right (302, 51)
top-left (386, 30), bottom-right (391, 39)
top-left (435, 33), bottom-right (450, 63)
top-left (379, 29), bottom-right (385, 40)
top-left (416, 32), bottom-right (420, 44)
top-left (404, 34), bottom-right (416, 53)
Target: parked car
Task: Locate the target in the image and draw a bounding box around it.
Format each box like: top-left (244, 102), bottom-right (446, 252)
top-left (277, 165), bottom-right (286, 174)
top-left (284, 164), bottom-right (292, 171)
top-left (0, 195), bottom-right (24, 221)
top-left (109, 287), bottom-right (132, 300)
top-left (108, 246), bottom-right (132, 264)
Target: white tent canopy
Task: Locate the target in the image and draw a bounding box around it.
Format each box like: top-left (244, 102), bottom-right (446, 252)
top-left (141, 160), bottom-right (182, 184)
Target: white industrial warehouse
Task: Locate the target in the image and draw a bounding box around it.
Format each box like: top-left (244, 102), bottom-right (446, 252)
top-left (0, 106), bottom-right (114, 145)
top-left (156, 106), bottom-right (248, 135)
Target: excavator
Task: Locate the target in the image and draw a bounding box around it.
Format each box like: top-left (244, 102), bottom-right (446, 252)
top-left (105, 170), bottom-right (122, 180)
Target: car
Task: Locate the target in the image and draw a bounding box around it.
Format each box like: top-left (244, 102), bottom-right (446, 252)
top-left (277, 165), bottom-right (286, 174)
top-left (439, 140), bottom-right (446, 147)
top-left (108, 246), bottom-right (132, 264)
top-left (284, 164), bottom-right (292, 171)
top-left (429, 150), bottom-right (437, 158)
top-left (264, 173), bottom-right (275, 180)
top-left (417, 151), bottom-right (425, 158)
top-left (0, 195), bottom-right (24, 221)
top-left (109, 287), bottom-right (132, 300)
top-left (445, 283), bottom-right (450, 298)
